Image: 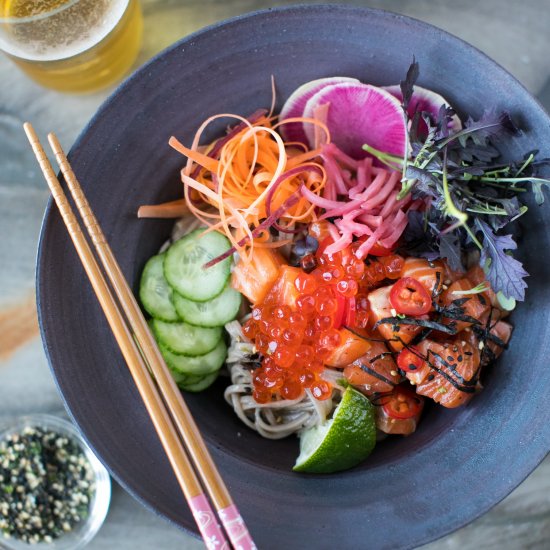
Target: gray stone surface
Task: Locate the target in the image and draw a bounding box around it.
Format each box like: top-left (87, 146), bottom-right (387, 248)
top-left (0, 0), bottom-right (548, 548)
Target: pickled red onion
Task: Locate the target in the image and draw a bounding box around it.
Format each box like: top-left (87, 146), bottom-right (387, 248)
top-left (300, 144), bottom-right (416, 258)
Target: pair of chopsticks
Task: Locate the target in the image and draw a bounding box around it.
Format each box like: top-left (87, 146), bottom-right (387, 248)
top-left (24, 123), bottom-right (256, 550)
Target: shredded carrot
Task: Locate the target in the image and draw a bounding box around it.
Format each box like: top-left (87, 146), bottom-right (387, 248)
top-left (137, 198), bottom-right (188, 218)
top-left (168, 137), bottom-right (219, 174)
top-left (143, 108), bottom-right (330, 264)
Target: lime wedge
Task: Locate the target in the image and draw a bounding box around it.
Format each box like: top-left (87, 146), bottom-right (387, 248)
top-left (293, 387), bottom-right (376, 474)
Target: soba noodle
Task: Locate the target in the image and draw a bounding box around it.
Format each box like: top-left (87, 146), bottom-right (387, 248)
top-left (224, 320), bottom-right (334, 439)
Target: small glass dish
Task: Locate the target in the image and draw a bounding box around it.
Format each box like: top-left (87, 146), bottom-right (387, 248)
top-left (0, 414), bottom-right (111, 549)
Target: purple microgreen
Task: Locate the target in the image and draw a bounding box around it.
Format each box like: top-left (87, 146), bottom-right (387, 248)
top-left (400, 57), bottom-right (419, 111)
top-left (438, 232), bottom-right (463, 272)
top-left (398, 58), bottom-right (420, 197)
top-left (475, 219), bottom-right (528, 301)
top-left (441, 147), bottom-right (468, 228)
top-left (438, 109), bottom-right (519, 149)
top-left (371, 62), bottom-right (549, 300)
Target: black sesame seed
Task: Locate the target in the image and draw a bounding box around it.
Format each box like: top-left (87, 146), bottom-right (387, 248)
top-left (0, 426), bottom-right (95, 543)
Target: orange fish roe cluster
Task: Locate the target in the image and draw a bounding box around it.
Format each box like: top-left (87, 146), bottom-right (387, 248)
top-left (312, 240), bottom-right (405, 327)
top-left (242, 299), bottom-right (332, 404)
top-left (242, 241), bottom-right (405, 404)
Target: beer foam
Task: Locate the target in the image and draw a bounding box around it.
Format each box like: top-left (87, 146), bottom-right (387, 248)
top-left (0, 0), bottom-right (129, 62)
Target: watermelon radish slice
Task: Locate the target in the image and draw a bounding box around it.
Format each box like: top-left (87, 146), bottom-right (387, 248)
top-left (279, 76), bottom-right (359, 145)
top-left (303, 82), bottom-right (407, 160)
top-left (383, 84), bottom-right (462, 133)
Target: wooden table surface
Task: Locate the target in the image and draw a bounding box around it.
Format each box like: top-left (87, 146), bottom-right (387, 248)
top-left (0, 1), bottom-right (548, 548)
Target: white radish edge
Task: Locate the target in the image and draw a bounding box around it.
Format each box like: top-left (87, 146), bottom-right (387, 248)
top-left (383, 84), bottom-right (462, 131)
top-left (279, 76), bottom-right (359, 141)
top-left (302, 82), bottom-right (406, 151)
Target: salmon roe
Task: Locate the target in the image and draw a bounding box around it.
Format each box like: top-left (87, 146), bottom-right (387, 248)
top-left (246, 243), bottom-right (405, 404)
top-left (245, 293), bottom-right (336, 404)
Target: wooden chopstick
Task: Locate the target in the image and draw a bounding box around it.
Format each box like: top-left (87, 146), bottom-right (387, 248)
top-left (46, 131), bottom-right (256, 550)
top-left (23, 123), bottom-right (249, 549)
top-left (47, 131), bottom-right (230, 507)
top-left (24, 122), bottom-right (228, 547)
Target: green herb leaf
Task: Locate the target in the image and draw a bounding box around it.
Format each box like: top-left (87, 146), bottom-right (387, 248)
top-left (496, 291), bottom-right (517, 311)
top-left (451, 282), bottom-right (490, 296)
top-left (529, 178), bottom-right (550, 205)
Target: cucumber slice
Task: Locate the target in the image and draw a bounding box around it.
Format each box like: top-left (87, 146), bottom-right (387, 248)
top-left (173, 284), bottom-right (242, 327)
top-left (159, 339), bottom-right (227, 376)
top-left (178, 371), bottom-right (219, 392)
top-left (179, 373), bottom-right (204, 386)
top-left (139, 254), bottom-right (179, 321)
top-left (151, 319), bottom-right (222, 356)
top-left (169, 369), bottom-right (188, 385)
top-left (164, 229), bottom-right (232, 302)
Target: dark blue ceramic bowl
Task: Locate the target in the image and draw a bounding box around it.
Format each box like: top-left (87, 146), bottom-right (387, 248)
top-left (37, 5), bottom-right (550, 549)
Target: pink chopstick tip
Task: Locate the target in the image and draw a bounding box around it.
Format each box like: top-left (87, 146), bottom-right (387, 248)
top-left (189, 494), bottom-right (230, 550)
top-left (219, 504), bottom-right (257, 550)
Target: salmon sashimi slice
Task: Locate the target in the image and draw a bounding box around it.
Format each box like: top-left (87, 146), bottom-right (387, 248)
top-left (486, 320), bottom-right (513, 359)
top-left (344, 340), bottom-right (401, 395)
top-left (373, 385), bottom-right (424, 435)
top-left (440, 260), bottom-right (465, 285)
top-left (460, 306), bottom-right (512, 363)
top-left (262, 265), bottom-right (302, 308)
top-left (400, 257), bottom-right (445, 294)
top-left (412, 338), bottom-right (481, 408)
top-left (466, 265), bottom-right (507, 315)
top-left (231, 248), bottom-right (285, 305)
top-left (374, 402), bottom-right (421, 436)
top-left (404, 339), bottom-right (433, 385)
top-left (325, 327), bottom-right (372, 368)
top-left (439, 278), bottom-right (491, 333)
top-left (367, 285), bottom-right (423, 351)
top-left (475, 320), bottom-right (513, 366)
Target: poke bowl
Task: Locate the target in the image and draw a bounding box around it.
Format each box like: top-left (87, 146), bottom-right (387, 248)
top-left (36, 5), bottom-right (550, 549)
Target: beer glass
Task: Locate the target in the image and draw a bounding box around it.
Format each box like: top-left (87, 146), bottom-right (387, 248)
top-left (0, 0), bottom-right (143, 93)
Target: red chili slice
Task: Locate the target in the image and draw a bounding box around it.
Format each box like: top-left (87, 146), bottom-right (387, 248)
top-left (344, 296), bottom-right (356, 327)
top-left (332, 292), bottom-right (347, 330)
top-left (382, 385), bottom-right (424, 419)
top-left (396, 347), bottom-right (425, 373)
top-left (389, 277), bottom-right (432, 316)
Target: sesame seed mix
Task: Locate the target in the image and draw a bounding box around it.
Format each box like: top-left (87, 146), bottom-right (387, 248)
top-left (0, 426), bottom-right (95, 543)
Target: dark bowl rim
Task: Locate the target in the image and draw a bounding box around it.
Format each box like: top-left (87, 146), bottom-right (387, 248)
top-left (35, 3), bottom-right (550, 548)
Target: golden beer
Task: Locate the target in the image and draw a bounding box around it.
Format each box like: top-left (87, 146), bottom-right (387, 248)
top-left (0, 0), bottom-right (143, 92)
